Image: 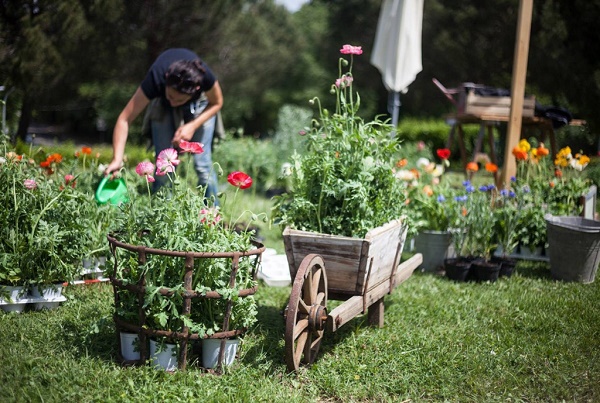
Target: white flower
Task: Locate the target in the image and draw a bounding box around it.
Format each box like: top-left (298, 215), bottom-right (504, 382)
top-left (394, 169), bottom-right (416, 181)
top-left (0, 156), bottom-right (6, 164)
top-left (416, 157), bottom-right (430, 169)
top-left (569, 158), bottom-right (587, 171)
top-left (431, 164), bottom-right (445, 178)
top-left (280, 162), bottom-right (292, 177)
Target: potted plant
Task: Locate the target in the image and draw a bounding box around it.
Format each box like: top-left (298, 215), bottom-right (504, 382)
top-left (0, 144), bottom-right (89, 309)
top-left (108, 144), bottom-right (265, 371)
top-left (399, 147), bottom-right (455, 272)
top-left (445, 168), bottom-right (500, 282)
top-left (511, 140), bottom-right (593, 259)
top-left (272, 44), bottom-right (411, 296)
top-left (492, 186), bottom-right (521, 277)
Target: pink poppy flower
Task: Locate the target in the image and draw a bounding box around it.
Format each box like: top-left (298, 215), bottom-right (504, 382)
top-left (136, 161), bottom-right (156, 183)
top-left (136, 161), bottom-right (154, 176)
top-left (227, 171), bottom-right (253, 189)
top-left (24, 179), bottom-right (37, 190)
top-left (157, 148), bottom-right (180, 166)
top-left (340, 44), bottom-right (363, 55)
top-left (64, 174), bottom-right (77, 188)
top-left (155, 157), bottom-right (174, 176)
top-left (335, 75), bottom-right (353, 88)
top-left (199, 208), bottom-right (222, 225)
top-left (179, 140), bottom-right (204, 154)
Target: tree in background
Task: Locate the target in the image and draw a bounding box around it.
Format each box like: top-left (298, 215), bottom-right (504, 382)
top-left (1, 0), bottom-right (599, 152)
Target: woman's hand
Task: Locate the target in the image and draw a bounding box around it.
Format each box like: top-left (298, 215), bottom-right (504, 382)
top-left (172, 122), bottom-right (196, 147)
top-left (104, 158), bottom-right (124, 177)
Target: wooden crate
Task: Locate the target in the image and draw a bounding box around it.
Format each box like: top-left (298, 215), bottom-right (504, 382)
top-left (283, 219), bottom-right (407, 297)
top-left (459, 90), bottom-right (535, 118)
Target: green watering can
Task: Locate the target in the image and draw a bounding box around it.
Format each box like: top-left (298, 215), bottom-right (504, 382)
top-left (95, 176), bottom-right (129, 205)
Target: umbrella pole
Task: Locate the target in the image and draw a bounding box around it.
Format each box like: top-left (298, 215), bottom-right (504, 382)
top-left (389, 91), bottom-right (401, 137)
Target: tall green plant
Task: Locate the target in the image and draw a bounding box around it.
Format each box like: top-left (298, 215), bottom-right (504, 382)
top-left (273, 45), bottom-right (408, 238)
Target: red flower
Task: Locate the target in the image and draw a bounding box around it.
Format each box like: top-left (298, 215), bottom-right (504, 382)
top-left (81, 146), bottom-right (92, 155)
top-left (436, 148), bottom-right (451, 160)
top-left (179, 140), bottom-right (204, 154)
top-left (227, 171), bottom-right (253, 189)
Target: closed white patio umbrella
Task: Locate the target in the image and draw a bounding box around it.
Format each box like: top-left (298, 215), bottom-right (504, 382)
top-left (371, 0), bottom-right (424, 135)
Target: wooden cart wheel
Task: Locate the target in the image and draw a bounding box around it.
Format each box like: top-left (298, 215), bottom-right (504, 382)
top-left (285, 254), bottom-right (328, 372)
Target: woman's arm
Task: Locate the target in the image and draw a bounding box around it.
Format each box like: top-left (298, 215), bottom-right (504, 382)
top-left (172, 81), bottom-right (223, 147)
top-left (104, 87), bottom-right (150, 175)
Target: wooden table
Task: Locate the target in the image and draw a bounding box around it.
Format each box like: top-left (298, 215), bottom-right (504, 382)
top-left (445, 113), bottom-right (559, 174)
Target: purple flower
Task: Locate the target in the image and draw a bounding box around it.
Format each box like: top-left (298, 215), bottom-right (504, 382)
top-left (437, 195), bottom-right (446, 202)
top-left (465, 185), bottom-right (475, 193)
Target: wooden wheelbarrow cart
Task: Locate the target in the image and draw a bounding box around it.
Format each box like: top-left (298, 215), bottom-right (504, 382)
top-left (282, 219), bottom-right (423, 372)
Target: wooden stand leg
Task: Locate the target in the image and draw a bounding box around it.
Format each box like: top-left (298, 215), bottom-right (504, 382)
top-left (367, 297), bottom-right (385, 328)
top-left (456, 125), bottom-right (468, 177)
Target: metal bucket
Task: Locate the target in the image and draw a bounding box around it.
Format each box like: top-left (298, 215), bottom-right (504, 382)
top-left (414, 230), bottom-right (454, 272)
top-left (545, 215), bottom-right (600, 283)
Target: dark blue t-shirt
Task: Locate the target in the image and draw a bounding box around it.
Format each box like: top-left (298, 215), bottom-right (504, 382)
top-left (140, 48), bottom-right (217, 103)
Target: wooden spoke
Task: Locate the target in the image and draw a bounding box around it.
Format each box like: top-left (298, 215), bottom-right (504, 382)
top-left (293, 332), bottom-right (308, 364)
top-left (315, 291), bottom-right (326, 306)
top-left (310, 268), bottom-right (322, 302)
top-left (298, 299), bottom-right (310, 315)
top-left (293, 318), bottom-right (309, 340)
top-left (285, 254), bottom-right (328, 372)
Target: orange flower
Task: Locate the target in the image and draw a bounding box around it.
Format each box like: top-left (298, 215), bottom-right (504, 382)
top-left (512, 146), bottom-right (528, 161)
top-left (396, 158), bottom-right (407, 168)
top-left (466, 161), bottom-right (479, 172)
top-left (537, 144), bottom-right (549, 157)
top-left (423, 185), bottom-right (433, 197)
top-left (485, 162), bottom-right (498, 173)
top-left (461, 206), bottom-right (468, 216)
top-left (554, 168), bottom-right (563, 178)
top-left (81, 146), bottom-right (92, 155)
top-left (335, 151), bottom-right (340, 159)
top-left (549, 181), bottom-right (555, 188)
top-left (409, 168), bottom-right (420, 179)
top-left (40, 160), bottom-right (50, 168)
top-left (44, 153), bottom-right (63, 164)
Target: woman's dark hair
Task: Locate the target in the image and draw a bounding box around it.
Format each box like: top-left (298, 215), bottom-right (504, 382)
top-left (165, 60), bottom-right (206, 95)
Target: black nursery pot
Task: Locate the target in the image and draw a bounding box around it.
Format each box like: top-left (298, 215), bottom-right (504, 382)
top-left (444, 257), bottom-right (472, 282)
top-left (471, 260), bottom-right (501, 283)
top-left (491, 256), bottom-right (517, 278)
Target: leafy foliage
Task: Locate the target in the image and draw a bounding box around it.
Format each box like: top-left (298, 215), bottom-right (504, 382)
top-left (273, 49), bottom-right (407, 238)
top-left (0, 143), bottom-right (92, 285)
top-left (111, 157), bottom-right (264, 339)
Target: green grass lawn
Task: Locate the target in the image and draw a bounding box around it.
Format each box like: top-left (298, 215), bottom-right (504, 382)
top-left (1, 260), bottom-right (598, 402)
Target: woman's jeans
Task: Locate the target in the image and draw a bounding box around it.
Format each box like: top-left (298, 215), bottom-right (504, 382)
top-left (150, 98), bottom-right (219, 204)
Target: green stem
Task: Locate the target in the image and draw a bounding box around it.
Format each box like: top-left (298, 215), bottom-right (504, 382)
top-left (30, 191), bottom-right (66, 240)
